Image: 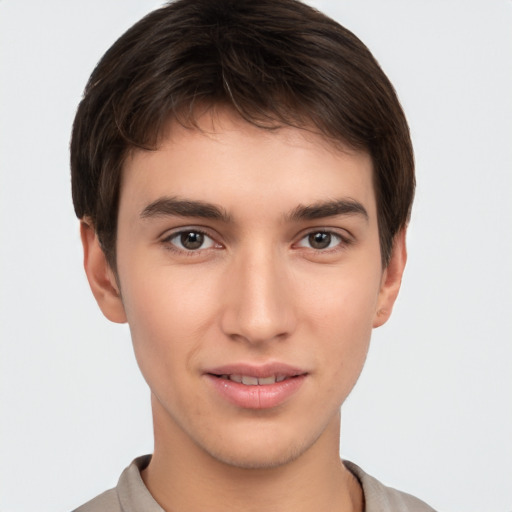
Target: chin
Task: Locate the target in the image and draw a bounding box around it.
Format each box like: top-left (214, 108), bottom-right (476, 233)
top-left (200, 424), bottom-right (323, 470)
top-left (207, 444), bottom-right (306, 470)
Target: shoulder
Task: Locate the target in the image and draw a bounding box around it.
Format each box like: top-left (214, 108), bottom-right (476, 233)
top-left (72, 455), bottom-right (161, 512)
top-left (72, 488), bottom-right (120, 512)
top-left (344, 461), bottom-right (437, 512)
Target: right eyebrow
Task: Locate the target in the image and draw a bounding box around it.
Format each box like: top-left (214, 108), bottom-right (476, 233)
top-left (140, 197), bottom-right (232, 222)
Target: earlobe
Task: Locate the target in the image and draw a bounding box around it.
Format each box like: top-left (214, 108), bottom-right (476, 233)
top-left (373, 228), bottom-right (408, 328)
top-left (80, 220), bottom-right (127, 324)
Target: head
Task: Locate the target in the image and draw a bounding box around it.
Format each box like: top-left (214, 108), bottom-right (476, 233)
top-left (71, 0), bottom-right (414, 471)
top-left (71, 0), bottom-right (414, 272)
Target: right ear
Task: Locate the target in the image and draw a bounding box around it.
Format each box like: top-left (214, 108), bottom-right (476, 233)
top-left (80, 220), bottom-right (127, 323)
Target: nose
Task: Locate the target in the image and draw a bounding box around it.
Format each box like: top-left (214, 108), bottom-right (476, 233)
top-left (220, 246), bottom-right (296, 345)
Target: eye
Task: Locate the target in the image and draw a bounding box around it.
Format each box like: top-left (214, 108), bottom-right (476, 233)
top-left (165, 230), bottom-right (217, 251)
top-left (297, 231), bottom-right (344, 250)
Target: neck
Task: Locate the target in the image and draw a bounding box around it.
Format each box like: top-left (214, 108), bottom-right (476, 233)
top-left (142, 396), bottom-right (363, 512)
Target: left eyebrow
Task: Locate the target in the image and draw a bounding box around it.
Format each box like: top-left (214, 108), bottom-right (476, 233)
top-left (287, 199), bottom-right (369, 222)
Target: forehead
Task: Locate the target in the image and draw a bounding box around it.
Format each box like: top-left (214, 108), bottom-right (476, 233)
top-left (120, 110), bottom-right (376, 221)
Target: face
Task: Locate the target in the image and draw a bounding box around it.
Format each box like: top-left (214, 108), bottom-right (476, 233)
top-left (84, 109), bottom-right (404, 469)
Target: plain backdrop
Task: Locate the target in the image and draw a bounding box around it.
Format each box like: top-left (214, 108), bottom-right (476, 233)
top-left (1, 1), bottom-right (511, 511)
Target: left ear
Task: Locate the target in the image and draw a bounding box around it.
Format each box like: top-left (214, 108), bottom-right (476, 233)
top-left (373, 228), bottom-right (407, 328)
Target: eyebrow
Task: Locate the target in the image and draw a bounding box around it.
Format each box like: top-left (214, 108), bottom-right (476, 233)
top-left (140, 196), bottom-right (368, 223)
top-left (287, 199), bottom-right (369, 222)
top-left (140, 197), bottom-right (231, 222)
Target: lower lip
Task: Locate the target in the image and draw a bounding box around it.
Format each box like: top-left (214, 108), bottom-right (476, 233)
top-left (205, 374), bottom-right (306, 409)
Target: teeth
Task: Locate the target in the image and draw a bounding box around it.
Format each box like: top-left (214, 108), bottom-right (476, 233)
top-left (221, 374), bottom-right (288, 385)
top-left (258, 376), bottom-right (276, 385)
top-left (241, 376), bottom-right (259, 386)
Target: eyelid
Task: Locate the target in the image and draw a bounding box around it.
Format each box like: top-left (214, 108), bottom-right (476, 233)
top-left (160, 226), bottom-right (223, 252)
top-left (293, 227), bottom-right (353, 251)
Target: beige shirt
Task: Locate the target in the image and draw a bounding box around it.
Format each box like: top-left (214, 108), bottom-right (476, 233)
top-left (73, 455), bottom-right (436, 512)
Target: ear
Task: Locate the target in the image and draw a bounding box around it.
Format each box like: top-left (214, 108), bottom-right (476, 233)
top-left (373, 228), bottom-right (407, 328)
top-left (80, 220), bottom-right (127, 323)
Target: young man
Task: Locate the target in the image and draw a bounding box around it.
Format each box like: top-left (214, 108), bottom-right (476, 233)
top-left (71, 0), bottom-right (435, 510)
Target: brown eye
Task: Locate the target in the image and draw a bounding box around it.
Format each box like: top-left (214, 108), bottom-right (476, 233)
top-left (296, 231), bottom-right (344, 251)
top-left (308, 232), bottom-right (332, 249)
top-left (166, 230), bottom-right (217, 251)
top-left (180, 231), bottom-right (204, 250)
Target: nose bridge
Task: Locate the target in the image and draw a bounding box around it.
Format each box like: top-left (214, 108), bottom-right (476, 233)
top-left (221, 241), bottom-right (295, 344)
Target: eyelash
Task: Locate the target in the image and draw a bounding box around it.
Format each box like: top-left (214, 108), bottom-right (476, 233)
top-left (162, 228), bottom-right (220, 255)
top-left (160, 228), bottom-right (352, 255)
top-left (295, 230), bottom-right (352, 253)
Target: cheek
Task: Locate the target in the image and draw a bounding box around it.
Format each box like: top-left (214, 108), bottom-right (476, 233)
top-left (299, 266), bottom-right (381, 383)
top-left (118, 262), bottom-right (222, 380)
top-left (301, 260), bottom-right (382, 332)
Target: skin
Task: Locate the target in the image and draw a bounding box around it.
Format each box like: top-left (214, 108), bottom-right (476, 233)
top-left (81, 109), bottom-right (406, 512)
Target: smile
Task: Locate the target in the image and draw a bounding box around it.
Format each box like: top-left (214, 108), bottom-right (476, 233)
top-left (215, 374), bottom-right (290, 385)
top-left (205, 364), bottom-right (307, 409)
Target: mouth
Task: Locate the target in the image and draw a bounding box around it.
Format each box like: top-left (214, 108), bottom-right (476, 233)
top-left (204, 364), bottom-right (308, 409)
top-left (210, 374), bottom-right (298, 385)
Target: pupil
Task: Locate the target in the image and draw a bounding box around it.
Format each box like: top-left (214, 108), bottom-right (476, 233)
top-left (181, 231), bottom-right (204, 250)
top-left (309, 232), bottom-right (331, 249)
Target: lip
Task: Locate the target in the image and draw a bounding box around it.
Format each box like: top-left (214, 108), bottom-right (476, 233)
top-left (204, 363), bottom-right (308, 410)
top-left (205, 362), bottom-right (306, 379)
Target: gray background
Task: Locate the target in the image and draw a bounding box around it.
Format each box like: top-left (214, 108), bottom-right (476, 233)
top-left (1, 1), bottom-right (511, 510)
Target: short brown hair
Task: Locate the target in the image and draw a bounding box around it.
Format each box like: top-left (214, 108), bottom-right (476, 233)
top-left (71, 0), bottom-right (414, 268)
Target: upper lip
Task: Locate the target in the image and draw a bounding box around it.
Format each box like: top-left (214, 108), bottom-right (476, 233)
top-left (204, 362), bottom-right (308, 379)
